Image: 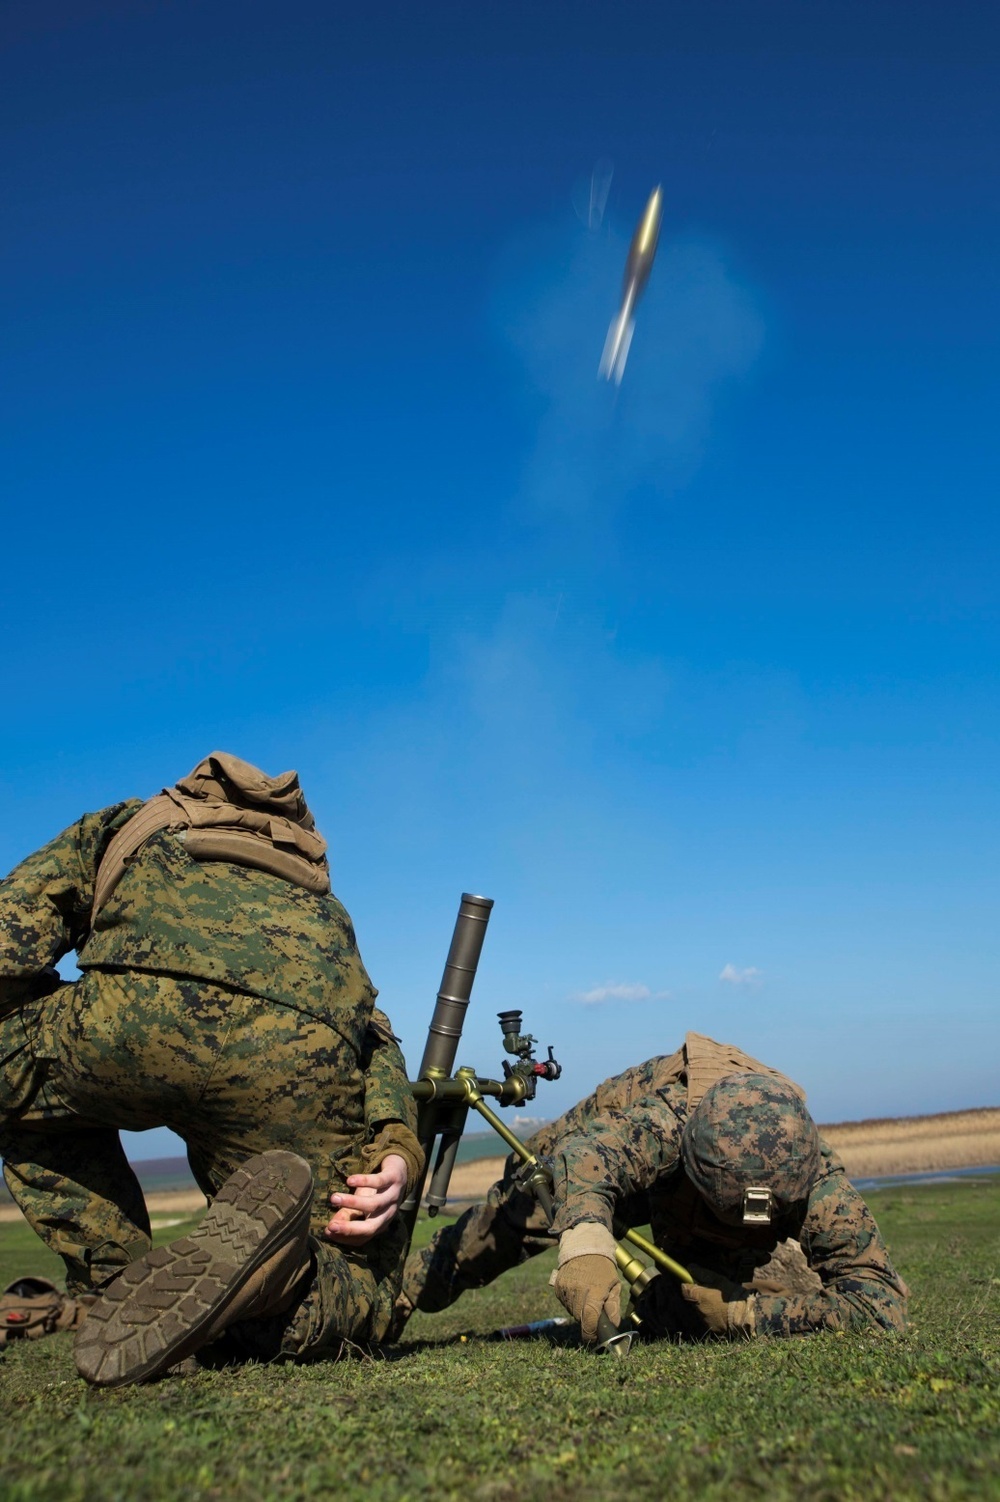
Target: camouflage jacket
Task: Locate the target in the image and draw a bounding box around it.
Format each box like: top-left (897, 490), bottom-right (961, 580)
top-left (0, 803), bottom-right (419, 1181)
top-left (533, 1052), bottom-right (908, 1338)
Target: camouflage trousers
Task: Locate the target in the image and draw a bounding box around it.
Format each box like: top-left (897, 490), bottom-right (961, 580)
top-left (0, 969), bottom-right (406, 1359)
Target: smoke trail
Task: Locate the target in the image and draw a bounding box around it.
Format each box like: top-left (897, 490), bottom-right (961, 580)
top-left (494, 219), bottom-right (763, 520)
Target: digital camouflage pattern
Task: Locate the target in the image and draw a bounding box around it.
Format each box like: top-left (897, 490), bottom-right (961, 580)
top-left (402, 1039), bottom-right (908, 1340)
top-left (681, 1074), bottom-right (822, 1222)
top-left (359, 1010), bottom-right (422, 1184)
top-left (0, 802), bottom-right (380, 1032)
top-left (0, 790), bottom-right (420, 1356)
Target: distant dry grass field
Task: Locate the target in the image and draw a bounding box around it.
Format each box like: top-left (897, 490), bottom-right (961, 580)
top-left (821, 1105), bottom-right (1000, 1178)
top-left (1, 1105), bottom-right (996, 1226)
top-left (442, 1105), bottom-right (1000, 1202)
top-left (0, 1186), bottom-right (209, 1225)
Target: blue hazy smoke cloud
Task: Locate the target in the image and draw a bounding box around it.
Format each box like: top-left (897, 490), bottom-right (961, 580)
top-left (494, 220), bottom-right (764, 519)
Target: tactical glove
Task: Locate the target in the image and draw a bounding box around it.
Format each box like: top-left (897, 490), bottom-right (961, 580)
top-left (680, 1264), bottom-right (756, 1339)
top-left (553, 1254), bottom-right (621, 1343)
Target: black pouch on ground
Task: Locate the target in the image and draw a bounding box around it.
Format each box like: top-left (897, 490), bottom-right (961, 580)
top-left (0, 1276), bottom-right (90, 1348)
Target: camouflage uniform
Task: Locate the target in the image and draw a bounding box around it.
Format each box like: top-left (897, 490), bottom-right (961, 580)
top-left (0, 768), bottom-right (421, 1359)
top-left (404, 1033), bottom-right (908, 1339)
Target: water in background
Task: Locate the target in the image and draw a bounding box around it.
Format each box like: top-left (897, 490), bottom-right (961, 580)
top-left (858, 1164), bottom-right (1000, 1192)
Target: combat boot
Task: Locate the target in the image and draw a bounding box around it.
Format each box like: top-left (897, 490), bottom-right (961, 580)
top-left (74, 1150), bottom-right (314, 1388)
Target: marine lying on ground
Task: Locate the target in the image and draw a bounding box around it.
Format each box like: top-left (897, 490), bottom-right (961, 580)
top-left (399, 1031), bottom-right (909, 1345)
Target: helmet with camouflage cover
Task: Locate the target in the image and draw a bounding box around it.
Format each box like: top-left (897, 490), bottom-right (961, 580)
top-left (680, 1073), bottom-right (821, 1225)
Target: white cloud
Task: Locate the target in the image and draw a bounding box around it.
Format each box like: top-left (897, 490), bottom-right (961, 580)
top-left (573, 981), bottom-right (671, 1006)
top-left (719, 964), bottom-right (763, 988)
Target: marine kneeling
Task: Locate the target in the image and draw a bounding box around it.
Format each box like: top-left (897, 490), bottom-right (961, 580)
top-left (0, 751), bottom-right (422, 1385)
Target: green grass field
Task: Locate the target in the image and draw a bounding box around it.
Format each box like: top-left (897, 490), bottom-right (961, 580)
top-left (1, 1177), bottom-right (998, 1501)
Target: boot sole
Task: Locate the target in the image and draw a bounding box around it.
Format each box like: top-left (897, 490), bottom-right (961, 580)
top-left (74, 1151), bottom-right (313, 1388)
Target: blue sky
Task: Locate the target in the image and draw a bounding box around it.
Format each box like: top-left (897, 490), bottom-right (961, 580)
top-left (3, 2), bottom-right (998, 1160)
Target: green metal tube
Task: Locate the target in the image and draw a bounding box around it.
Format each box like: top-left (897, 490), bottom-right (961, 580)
top-left (465, 1083), bottom-right (539, 1164)
top-left (410, 1074), bottom-right (528, 1107)
top-left (621, 1228), bottom-right (693, 1284)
